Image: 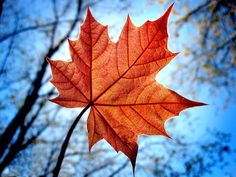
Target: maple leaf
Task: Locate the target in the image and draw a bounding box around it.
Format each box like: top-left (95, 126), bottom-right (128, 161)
top-left (47, 4), bottom-right (205, 171)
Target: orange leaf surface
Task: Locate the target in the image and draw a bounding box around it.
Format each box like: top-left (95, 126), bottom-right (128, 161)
top-left (47, 4), bottom-right (205, 170)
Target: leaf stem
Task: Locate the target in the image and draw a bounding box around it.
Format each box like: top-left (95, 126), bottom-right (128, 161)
top-left (52, 102), bottom-right (93, 177)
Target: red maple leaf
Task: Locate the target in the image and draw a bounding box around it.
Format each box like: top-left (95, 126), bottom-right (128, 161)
top-left (47, 4), bottom-right (205, 171)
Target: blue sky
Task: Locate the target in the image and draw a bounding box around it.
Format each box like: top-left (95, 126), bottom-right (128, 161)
top-left (1, 0), bottom-right (235, 176)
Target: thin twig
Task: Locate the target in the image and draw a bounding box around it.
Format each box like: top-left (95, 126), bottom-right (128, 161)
top-left (108, 160), bottom-right (129, 177)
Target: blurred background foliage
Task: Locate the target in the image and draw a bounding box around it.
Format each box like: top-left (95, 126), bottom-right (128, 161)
top-left (0, 0), bottom-right (235, 176)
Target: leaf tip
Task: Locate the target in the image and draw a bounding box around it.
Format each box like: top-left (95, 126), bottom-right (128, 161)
top-left (88, 146), bottom-right (92, 155)
top-left (163, 130), bottom-right (172, 139)
top-left (48, 97), bottom-right (55, 103)
top-left (126, 14), bottom-right (134, 27)
top-left (88, 142), bottom-right (93, 153)
top-left (191, 101), bottom-right (208, 107)
top-left (162, 3), bottom-right (174, 20)
top-left (45, 57), bottom-right (51, 63)
top-left (169, 3), bottom-right (175, 11)
top-left (131, 159), bottom-right (136, 175)
top-left (127, 14), bottom-right (131, 20)
top-left (86, 6), bottom-right (92, 18)
top-left (84, 6), bottom-right (97, 25)
top-left (132, 167), bottom-right (136, 177)
top-left (174, 52), bottom-right (180, 56)
top-left (130, 144), bottom-right (138, 175)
